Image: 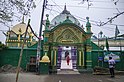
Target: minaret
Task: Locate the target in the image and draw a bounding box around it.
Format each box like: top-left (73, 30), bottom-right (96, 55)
top-left (45, 14), bottom-right (50, 30)
top-left (85, 17), bottom-right (92, 69)
top-left (43, 14), bottom-right (50, 43)
top-left (22, 15), bottom-right (24, 23)
top-left (86, 17), bottom-right (91, 33)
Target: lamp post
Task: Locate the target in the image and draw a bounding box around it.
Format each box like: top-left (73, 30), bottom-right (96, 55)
top-left (98, 32), bottom-right (100, 66)
top-left (36, 0), bottom-right (47, 74)
top-left (98, 31), bottom-right (103, 67)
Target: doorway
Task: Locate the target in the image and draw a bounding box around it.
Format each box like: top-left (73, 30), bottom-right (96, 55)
top-left (57, 46), bottom-right (77, 70)
top-left (61, 46), bottom-right (72, 69)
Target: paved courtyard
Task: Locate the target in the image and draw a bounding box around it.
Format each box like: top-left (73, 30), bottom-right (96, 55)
top-left (0, 73), bottom-right (124, 82)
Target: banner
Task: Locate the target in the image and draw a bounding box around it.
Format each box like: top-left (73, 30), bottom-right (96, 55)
top-left (104, 52), bottom-right (120, 62)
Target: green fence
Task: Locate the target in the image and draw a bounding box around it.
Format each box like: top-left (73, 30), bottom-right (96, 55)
top-left (0, 48), bottom-right (38, 70)
top-left (92, 50), bottom-right (124, 71)
top-left (0, 48), bottom-right (124, 71)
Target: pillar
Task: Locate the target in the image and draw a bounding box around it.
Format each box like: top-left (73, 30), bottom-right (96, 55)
top-left (86, 45), bottom-right (92, 68)
top-left (54, 50), bottom-right (57, 66)
top-left (18, 34), bottom-right (20, 47)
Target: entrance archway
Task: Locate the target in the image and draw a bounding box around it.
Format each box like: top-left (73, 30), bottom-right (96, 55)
top-left (57, 46), bottom-right (77, 70)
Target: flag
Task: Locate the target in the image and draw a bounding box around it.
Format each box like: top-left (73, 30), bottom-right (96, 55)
top-left (115, 25), bottom-right (120, 39)
top-left (106, 37), bottom-right (109, 51)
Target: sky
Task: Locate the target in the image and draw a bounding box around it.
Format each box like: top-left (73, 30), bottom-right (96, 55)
top-left (0, 0), bottom-right (124, 43)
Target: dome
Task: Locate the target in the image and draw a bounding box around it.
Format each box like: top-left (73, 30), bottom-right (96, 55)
top-left (51, 5), bottom-right (80, 28)
top-left (11, 23), bottom-right (32, 35)
top-left (40, 55), bottom-right (50, 63)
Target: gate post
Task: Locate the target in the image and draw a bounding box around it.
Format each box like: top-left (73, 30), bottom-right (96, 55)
top-left (39, 53), bottom-right (50, 74)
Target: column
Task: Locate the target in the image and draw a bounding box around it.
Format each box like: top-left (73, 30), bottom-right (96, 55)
top-left (54, 50), bottom-right (57, 66)
top-left (86, 46), bottom-right (92, 68)
top-left (82, 51), bottom-right (84, 66)
top-left (57, 47), bottom-right (62, 69)
top-left (18, 34), bottom-right (20, 47)
top-left (79, 51), bottom-right (82, 66)
top-left (51, 50), bottom-right (54, 65)
top-left (71, 47), bottom-right (77, 69)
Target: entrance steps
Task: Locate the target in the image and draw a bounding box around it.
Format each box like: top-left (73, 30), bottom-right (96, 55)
top-left (57, 59), bottom-right (80, 74)
top-left (60, 60), bottom-right (73, 69)
top-left (57, 69), bottom-right (80, 74)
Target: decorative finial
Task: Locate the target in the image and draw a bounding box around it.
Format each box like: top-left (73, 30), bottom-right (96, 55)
top-left (64, 3), bottom-right (66, 10)
top-left (19, 28), bottom-right (22, 33)
top-left (61, 3), bottom-right (70, 14)
top-left (22, 15), bottom-right (24, 23)
top-left (66, 15), bottom-right (69, 19)
top-left (46, 14), bottom-right (49, 20)
top-left (86, 17), bottom-right (89, 22)
top-left (46, 14), bottom-right (49, 18)
top-left (45, 14), bottom-right (50, 30)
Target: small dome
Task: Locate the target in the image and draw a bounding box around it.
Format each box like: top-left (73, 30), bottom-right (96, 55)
top-left (11, 23), bottom-right (32, 35)
top-left (51, 5), bottom-right (80, 28)
top-left (40, 55), bottom-right (50, 62)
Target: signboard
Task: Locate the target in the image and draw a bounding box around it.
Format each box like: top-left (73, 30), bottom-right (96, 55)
top-left (98, 57), bottom-right (103, 61)
top-left (104, 52), bottom-right (120, 62)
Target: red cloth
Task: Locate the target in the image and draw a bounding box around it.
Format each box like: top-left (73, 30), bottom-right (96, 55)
top-left (66, 56), bottom-right (70, 65)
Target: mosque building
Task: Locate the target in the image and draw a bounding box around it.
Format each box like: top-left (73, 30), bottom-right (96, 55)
top-left (0, 5), bottom-right (124, 74)
top-left (4, 16), bottom-right (37, 47)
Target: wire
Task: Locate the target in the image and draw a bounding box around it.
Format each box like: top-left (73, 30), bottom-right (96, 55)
top-left (28, 24), bottom-right (39, 39)
top-left (51, 0), bottom-right (63, 11)
top-left (45, 6), bottom-right (124, 31)
top-left (107, 23), bottom-right (124, 26)
top-left (45, 0), bottom-right (124, 34)
top-left (99, 11), bottom-right (124, 26)
top-left (47, 4), bottom-right (124, 10)
top-left (30, 0), bottom-right (42, 14)
top-left (0, 30), bottom-right (8, 31)
top-left (46, 8), bottom-right (56, 18)
top-left (76, 0), bottom-right (124, 3)
top-left (46, 7), bottom-right (60, 14)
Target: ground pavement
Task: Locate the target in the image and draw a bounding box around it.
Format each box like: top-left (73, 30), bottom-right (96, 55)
top-left (0, 61), bottom-right (124, 82)
top-left (0, 73), bottom-right (124, 82)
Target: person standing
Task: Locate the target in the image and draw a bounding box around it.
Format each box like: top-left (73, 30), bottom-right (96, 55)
top-left (108, 56), bottom-right (116, 77)
top-left (66, 55), bottom-right (70, 65)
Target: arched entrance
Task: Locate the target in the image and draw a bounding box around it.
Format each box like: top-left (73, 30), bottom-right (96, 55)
top-left (43, 22), bottom-right (93, 74)
top-left (57, 46), bottom-right (77, 70)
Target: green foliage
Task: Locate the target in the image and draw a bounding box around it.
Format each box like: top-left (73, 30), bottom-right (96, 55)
top-left (0, 41), bottom-right (8, 49)
top-left (0, 0), bottom-right (36, 26)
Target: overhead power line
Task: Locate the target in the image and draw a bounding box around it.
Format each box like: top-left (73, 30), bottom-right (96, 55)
top-left (90, 0), bottom-right (124, 3)
top-left (99, 11), bottom-right (124, 26)
top-left (47, 4), bottom-right (124, 10)
top-left (45, 0), bottom-right (124, 33)
top-left (46, 5), bottom-right (124, 27)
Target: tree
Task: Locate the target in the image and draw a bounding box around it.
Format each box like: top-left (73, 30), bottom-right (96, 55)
top-left (0, 0), bottom-right (36, 27)
top-left (0, 41), bottom-right (8, 50)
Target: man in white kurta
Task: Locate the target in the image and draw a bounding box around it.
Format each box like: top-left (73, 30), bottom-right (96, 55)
top-left (108, 57), bottom-right (116, 77)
